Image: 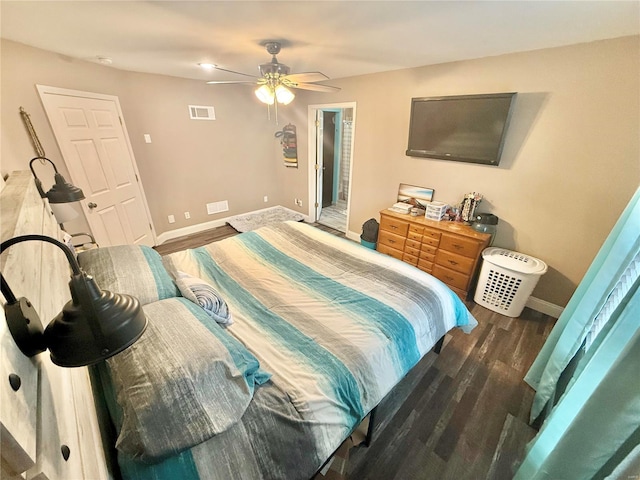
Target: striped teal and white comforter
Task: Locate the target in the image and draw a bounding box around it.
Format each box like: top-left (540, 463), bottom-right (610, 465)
top-left (148, 221), bottom-right (477, 479)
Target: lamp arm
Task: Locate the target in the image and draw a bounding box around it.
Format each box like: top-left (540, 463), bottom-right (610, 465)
top-left (1, 234), bottom-right (81, 275)
top-left (29, 157), bottom-right (58, 198)
top-left (1, 273), bottom-right (17, 303)
top-left (29, 156), bottom-right (59, 175)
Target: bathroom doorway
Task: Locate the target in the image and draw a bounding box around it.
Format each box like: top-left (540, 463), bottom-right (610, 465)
top-left (307, 102), bottom-right (355, 234)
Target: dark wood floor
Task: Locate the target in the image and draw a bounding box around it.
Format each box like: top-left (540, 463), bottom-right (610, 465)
top-left (153, 222), bottom-right (345, 256)
top-left (154, 222), bottom-right (554, 479)
top-left (348, 304), bottom-right (553, 480)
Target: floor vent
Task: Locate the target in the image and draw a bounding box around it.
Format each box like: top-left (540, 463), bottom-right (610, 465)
top-left (189, 105), bottom-right (216, 120)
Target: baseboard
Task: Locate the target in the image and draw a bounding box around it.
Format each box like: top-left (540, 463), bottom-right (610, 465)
top-left (525, 296), bottom-right (564, 318)
top-left (346, 230), bottom-right (360, 242)
top-left (156, 207), bottom-right (311, 245)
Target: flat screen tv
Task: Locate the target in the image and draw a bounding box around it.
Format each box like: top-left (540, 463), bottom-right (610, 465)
top-left (406, 92), bottom-right (516, 166)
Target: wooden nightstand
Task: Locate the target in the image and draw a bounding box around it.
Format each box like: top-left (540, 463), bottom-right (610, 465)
top-left (377, 210), bottom-right (491, 299)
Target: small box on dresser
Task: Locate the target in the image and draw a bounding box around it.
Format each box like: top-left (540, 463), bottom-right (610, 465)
top-left (377, 210), bottom-right (491, 300)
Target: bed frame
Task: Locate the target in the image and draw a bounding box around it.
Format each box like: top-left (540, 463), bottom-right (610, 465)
top-left (0, 171), bottom-right (110, 479)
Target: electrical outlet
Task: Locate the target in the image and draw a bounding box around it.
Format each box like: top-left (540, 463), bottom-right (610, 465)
top-left (168, 214), bottom-right (175, 224)
top-left (264, 195), bottom-right (268, 203)
top-left (184, 211), bottom-right (190, 219)
top-left (294, 198), bottom-right (298, 205)
top-left (296, 199), bottom-right (303, 207)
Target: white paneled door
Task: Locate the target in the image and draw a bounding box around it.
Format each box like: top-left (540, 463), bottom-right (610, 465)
top-left (37, 85), bottom-right (155, 247)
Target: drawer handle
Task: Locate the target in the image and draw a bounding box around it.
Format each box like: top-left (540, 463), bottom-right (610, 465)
top-left (448, 260), bottom-right (458, 266)
top-left (389, 239), bottom-right (396, 244)
top-left (61, 445), bottom-right (71, 461)
top-left (391, 225), bottom-right (397, 229)
top-left (8, 373), bottom-right (21, 392)
top-left (453, 244), bottom-right (463, 250)
top-left (445, 276), bottom-right (454, 281)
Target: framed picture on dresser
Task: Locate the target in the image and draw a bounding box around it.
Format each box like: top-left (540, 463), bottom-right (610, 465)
top-left (397, 183), bottom-right (434, 209)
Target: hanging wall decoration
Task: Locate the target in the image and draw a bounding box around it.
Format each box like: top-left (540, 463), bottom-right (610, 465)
top-left (19, 107), bottom-right (46, 157)
top-left (276, 123), bottom-right (298, 168)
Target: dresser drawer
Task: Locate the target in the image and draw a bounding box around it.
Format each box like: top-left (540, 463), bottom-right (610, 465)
top-left (408, 231), bottom-right (423, 242)
top-left (421, 244), bottom-right (437, 256)
top-left (423, 228), bottom-right (441, 242)
top-left (403, 252), bottom-right (419, 266)
top-left (406, 238), bottom-right (422, 249)
top-left (432, 264), bottom-right (470, 291)
top-left (404, 245), bottom-right (421, 258)
top-left (378, 229), bottom-right (406, 252)
top-left (380, 215), bottom-right (409, 237)
top-left (420, 251), bottom-right (436, 263)
top-left (418, 258), bottom-right (434, 273)
top-left (435, 249), bottom-right (475, 275)
top-left (377, 243), bottom-right (404, 260)
top-left (409, 224), bottom-right (424, 235)
top-left (422, 235), bottom-right (440, 248)
top-left (439, 233), bottom-right (481, 259)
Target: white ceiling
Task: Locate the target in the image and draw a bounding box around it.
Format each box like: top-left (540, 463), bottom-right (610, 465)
top-left (2, 1), bottom-right (638, 84)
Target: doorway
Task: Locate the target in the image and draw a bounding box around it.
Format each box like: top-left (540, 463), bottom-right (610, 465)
top-left (307, 103), bottom-right (356, 234)
top-left (37, 85), bottom-right (156, 247)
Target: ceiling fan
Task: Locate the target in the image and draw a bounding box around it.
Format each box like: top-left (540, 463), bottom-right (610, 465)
top-left (205, 42), bottom-right (340, 107)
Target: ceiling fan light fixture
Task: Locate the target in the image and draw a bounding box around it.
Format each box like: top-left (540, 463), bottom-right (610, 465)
top-left (275, 85), bottom-right (295, 105)
top-left (255, 85), bottom-right (275, 105)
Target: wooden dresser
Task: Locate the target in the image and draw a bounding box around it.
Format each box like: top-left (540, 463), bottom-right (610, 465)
top-left (377, 209), bottom-right (491, 299)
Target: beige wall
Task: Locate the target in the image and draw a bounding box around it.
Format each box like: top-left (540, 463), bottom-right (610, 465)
top-left (1, 39), bottom-right (287, 236)
top-left (2, 36), bottom-right (639, 307)
top-left (303, 36), bottom-right (640, 306)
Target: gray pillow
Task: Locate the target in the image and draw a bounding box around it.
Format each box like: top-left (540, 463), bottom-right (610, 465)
top-left (106, 297), bottom-right (270, 463)
top-left (78, 245), bottom-right (180, 305)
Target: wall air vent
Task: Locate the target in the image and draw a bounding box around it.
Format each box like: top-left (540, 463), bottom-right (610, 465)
top-left (189, 105), bottom-right (216, 120)
top-left (207, 200), bottom-right (228, 215)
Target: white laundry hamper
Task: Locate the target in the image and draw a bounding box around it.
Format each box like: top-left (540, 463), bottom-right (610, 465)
top-left (474, 247), bottom-right (548, 317)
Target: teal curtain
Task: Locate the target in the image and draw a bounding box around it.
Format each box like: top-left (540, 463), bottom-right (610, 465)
top-left (516, 186), bottom-right (640, 480)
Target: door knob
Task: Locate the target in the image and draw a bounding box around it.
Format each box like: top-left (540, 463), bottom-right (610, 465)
top-left (88, 202), bottom-right (97, 210)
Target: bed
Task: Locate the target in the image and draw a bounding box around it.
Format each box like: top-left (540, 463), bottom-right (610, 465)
top-left (78, 220), bottom-right (477, 480)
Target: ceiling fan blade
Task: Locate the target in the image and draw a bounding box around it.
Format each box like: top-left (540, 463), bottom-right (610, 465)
top-left (212, 66), bottom-right (258, 79)
top-left (284, 72), bottom-right (329, 83)
top-left (292, 83), bottom-right (341, 93)
top-left (206, 80), bottom-right (257, 85)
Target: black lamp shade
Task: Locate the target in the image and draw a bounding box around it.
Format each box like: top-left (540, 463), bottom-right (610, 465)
top-left (46, 172), bottom-right (85, 204)
top-left (29, 157), bottom-right (85, 204)
top-left (45, 273), bottom-right (147, 367)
